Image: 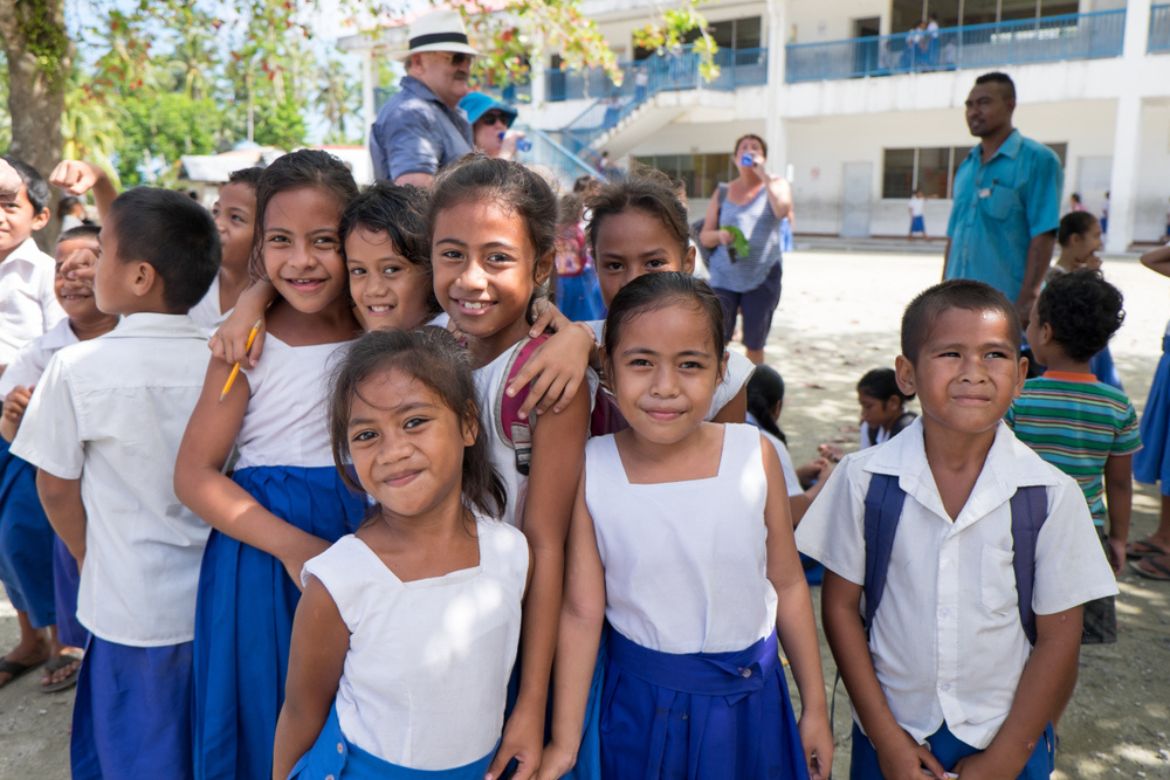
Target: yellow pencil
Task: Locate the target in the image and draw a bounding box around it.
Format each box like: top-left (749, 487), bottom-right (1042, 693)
top-left (218, 320), bottom-right (263, 402)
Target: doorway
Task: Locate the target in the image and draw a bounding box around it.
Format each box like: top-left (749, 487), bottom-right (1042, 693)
top-left (842, 162), bottom-right (874, 238)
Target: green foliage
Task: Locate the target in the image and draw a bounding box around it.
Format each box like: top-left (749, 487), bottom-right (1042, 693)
top-left (633, 1), bottom-right (719, 80)
top-left (117, 92), bottom-right (222, 185)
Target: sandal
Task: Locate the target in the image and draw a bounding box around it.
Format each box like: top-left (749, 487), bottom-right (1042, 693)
top-left (1129, 554), bottom-right (1170, 582)
top-left (41, 651), bottom-right (83, 693)
top-left (1125, 539), bottom-right (1169, 560)
top-left (0, 656), bottom-right (46, 689)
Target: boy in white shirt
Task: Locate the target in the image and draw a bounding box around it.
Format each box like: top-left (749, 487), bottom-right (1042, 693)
top-left (797, 280), bottom-right (1117, 779)
top-left (12, 188), bottom-right (219, 778)
top-left (0, 155), bottom-right (64, 378)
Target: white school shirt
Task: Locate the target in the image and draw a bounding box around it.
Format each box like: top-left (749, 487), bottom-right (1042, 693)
top-left (11, 313), bottom-right (214, 646)
top-left (235, 334), bottom-right (352, 469)
top-left (795, 418), bottom-right (1118, 749)
top-left (909, 196), bottom-right (925, 217)
top-left (0, 318), bottom-right (78, 396)
top-left (585, 319), bottom-right (754, 420)
top-left (187, 275), bottom-right (232, 332)
top-left (584, 424), bottom-right (778, 653)
top-left (302, 519), bottom-right (527, 769)
top-left (0, 238), bottom-right (65, 366)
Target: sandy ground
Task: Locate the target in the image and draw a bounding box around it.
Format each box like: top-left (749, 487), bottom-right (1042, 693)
top-left (1, 248), bottom-right (1168, 778)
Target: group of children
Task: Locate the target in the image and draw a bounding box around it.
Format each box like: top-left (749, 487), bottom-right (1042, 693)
top-left (0, 146), bottom-right (1159, 780)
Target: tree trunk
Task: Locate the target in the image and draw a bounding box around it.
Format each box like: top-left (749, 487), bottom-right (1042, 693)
top-left (0, 0), bottom-right (68, 250)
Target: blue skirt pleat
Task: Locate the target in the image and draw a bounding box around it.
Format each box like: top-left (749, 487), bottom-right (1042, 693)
top-left (600, 629), bottom-right (808, 780)
top-left (557, 269), bottom-right (606, 323)
top-left (71, 636), bottom-right (194, 780)
top-left (1135, 336), bottom-right (1170, 489)
top-left (289, 704), bottom-right (494, 780)
top-left (0, 437), bottom-right (56, 627)
top-left (53, 536), bottom-right (88, 647)
top-left (849, 721), bottom-right (1054, 779)
top-left (1089, 345), bottom-right (1123, 390)
top-left (192, 465), bottom-right (366, 780)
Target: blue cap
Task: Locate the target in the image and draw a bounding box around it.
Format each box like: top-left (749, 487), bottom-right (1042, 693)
top-left (459, 92), bottom-right (517, 127)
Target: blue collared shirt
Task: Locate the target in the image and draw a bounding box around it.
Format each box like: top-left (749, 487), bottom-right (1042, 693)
top-left (369, 76), bottom-right (473, 181)
top-left (944, 129), bottom-right (1063, 302)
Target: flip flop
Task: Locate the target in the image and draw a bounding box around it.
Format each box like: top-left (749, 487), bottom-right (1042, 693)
top-left (1129, 555), bottom-right (1170, 582)
top-left (41, 652), bottom-right (83, 694)
top-left (0, 656), bottom-right (46, 689)
top-left (1126, 539), bottom-right (1169, 560)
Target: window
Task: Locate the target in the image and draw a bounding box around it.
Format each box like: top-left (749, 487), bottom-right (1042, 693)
top-left (891, 0), bottom-right (1081, 30)
top-left (632, 153), bottom-right (734, 199)
top-left (885, 141), bottom-right (1068, 199)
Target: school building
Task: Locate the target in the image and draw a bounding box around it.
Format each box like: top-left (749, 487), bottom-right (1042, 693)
top-left (341, 0), bottom-right (1170, 251)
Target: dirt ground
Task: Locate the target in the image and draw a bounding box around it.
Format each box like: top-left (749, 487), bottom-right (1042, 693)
top-left (1, 248), bottom-right (1168, 778)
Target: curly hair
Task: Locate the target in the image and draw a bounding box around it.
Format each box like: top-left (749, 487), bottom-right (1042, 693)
top-left (1036, 270), bottom-right (1124, 362)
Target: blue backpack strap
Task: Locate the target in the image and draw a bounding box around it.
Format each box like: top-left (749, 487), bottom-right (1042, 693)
top-left (1009, 485), bottom-right (1049, 645)
top-left (863, 473), bottom-right (907, 633)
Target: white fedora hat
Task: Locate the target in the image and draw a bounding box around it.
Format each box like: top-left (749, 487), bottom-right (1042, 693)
top-left (405, 9), bottom-right (478, 57)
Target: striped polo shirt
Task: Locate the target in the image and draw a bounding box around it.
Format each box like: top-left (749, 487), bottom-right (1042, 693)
top-left (1006, 371), bottom-right (1141, 526)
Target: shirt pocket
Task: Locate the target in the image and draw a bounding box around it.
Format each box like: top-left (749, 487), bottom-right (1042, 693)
top-left (981, 186), bottom-right (1022, 221)
top-left (980, 545), bottom-right (1017, 614)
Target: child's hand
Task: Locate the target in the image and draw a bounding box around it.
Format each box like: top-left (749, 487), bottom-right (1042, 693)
top-left (1107, 536), bottom-right (1126, 575)
top-left (0, 159), bottom-right (20, 200)
top-left (3, 385), bottom-right (33, 424)
top-left (817, 443), bottom-right (844, 463)
top-left (528, 299), bottom-right (572, 338)
top-left (534, 740), bottom-right (576, 780)
top-left (59, 247), bottom-right (98, 286)
top-left (507, 325), bottom-right (593, 418)
top-left (210, 312), bottom-right (266, 368)
top-left (49, 159), bottom-right (106, 196)
top-left (875, 730), bottom-right (947, 780)
top-left (486, 704), bottom-right (543, 780)
top-left (797, 712), bottom-right (834, 780)
top-left (952, 745), bottom-right (1020, 779)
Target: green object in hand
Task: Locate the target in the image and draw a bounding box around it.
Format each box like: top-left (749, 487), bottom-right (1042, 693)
top-left (721, 225), bottom-right (750, 261)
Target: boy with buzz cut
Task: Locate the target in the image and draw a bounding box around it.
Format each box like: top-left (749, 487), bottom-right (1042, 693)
top-left (797, 280), bottom-right (1118, 779)
top-left (1008, 270), bottom-right (1139, 645)
top-left (12, 188), bottom-right (220, 779)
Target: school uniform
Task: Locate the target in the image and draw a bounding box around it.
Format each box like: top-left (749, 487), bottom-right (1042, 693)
top-left (289, 520), bottom-right (528, 778)
top-left (1135, 321), bottom-right (1170, 490)
top-left (193, 334), bottom-right (366, 780)
top-left (0, 319), bottom-right (87, 645)
top-left (0, 237), bottom-right (65, 367)
top-left (584, 424), bottom-right (808, 779)
top-left (795, 419), bottom-right (1118, 778)
top-left (187, 276), bottom-right (231, 332)
top-left (11, 313), bottom-right (214, 780)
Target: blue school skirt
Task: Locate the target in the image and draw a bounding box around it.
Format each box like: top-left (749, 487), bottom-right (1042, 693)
top-left (1089, 345), bottom-right (1123, 390)
top-left (53, 536), bottom-right (88, 647)
top-left (0, 437), bottom-right (56, 628)
top-left (71, 636), bottom-right (194, 780)
top-left (193, 465), bottom-right (366, 780)
top-left (557, 268), bottom-right (606, 322)
top-left (289, 704), bottom-right (495, 780)
top-left (1135, 334), bottom-right (1170, 490)
top-left (600, 629), bottom-right (808, 779)
top-left (850, 721), bottom-right (1054, 779)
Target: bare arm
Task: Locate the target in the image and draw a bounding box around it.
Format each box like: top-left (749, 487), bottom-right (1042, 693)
top-left (272, 577), bottom-right (348, 779)
top-left (37, 472), bottom-right (87, 563)
top-left (952, 608), bottom-right (1082, 778)
top-left (1140, 244), bottom-right (1170, 278)
top-left (1016, 232), bottom-right (1056, 327)
top-left (208, 282), bottom-right (276, 367)
top-left (762, 173), bottom-right (793, 221)
top-left (1103, 453), bottom-right (1132, 574)
top-left (761, 440), bottom-right (831, 779)
top-left (174, 358), bottom-right (330, 586)
top-left (395, 172), bottom-right (435, 188)
top-left (788, 458), bottom-right (835, 526)
top-left (0, 385), bottom-right (32, 443)
top-left (48, 160), bottom-right (118, 222)
top-left (537, 473), bottom-right (607, 780)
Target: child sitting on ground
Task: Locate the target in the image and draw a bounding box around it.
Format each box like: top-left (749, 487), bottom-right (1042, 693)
top-left (798, 279), bottom-right (1117, 779)
top-left (1008, 270), bottom-right (1139, 644)
top-left (813, 367), bottom-right (917, 477)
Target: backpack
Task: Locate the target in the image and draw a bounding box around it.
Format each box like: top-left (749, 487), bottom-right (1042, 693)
top-left (497, 334), bottom-right (627, 476)
top-left (862, 473), bottom-right (1048, 644)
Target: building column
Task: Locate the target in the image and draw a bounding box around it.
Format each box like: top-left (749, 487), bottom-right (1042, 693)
top-left (361, 48), bottom-right (377, 150)
top-left (764, 0), bottom-right (788, 174)
top-left (1105, 0), bottom-right (1151, 253)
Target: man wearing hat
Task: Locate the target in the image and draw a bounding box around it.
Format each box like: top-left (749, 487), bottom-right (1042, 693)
top-left (370, 9), bottom-right (477, 186)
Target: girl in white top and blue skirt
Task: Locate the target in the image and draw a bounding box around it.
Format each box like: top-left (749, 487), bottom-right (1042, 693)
top-left (540, 272), bottom-right (833, 780)
top-left (273, 328), bottom-right (529, 779)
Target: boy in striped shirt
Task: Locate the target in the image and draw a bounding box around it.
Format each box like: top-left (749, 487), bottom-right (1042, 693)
top-left (1008, 269), bottom-right (1139, 644)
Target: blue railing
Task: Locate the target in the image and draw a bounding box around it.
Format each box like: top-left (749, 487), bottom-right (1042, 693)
top-left (1151, 5), bottom-right (1170, 52)
top-left (515, 126), bottom-right (602, 189)
top-left (786, 10), bottom-right (1125, 83)
top-left (546, 45), bottom-right (768, 103)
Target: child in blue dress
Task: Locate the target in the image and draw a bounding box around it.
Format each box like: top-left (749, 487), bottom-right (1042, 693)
top-left (541, 272), bottom-right (832, 779)
top-left (274, 328), bottom-right (529, 779)
top-left (175, 149), bottom-right (366, 780)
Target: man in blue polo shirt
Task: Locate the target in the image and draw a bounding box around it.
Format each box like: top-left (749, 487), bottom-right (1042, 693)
top-left (369, 9), bottom-right (475, 186)
top-left (945, 71), bottom-right (1063, 327)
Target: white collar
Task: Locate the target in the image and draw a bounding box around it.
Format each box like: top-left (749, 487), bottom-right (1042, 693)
top-left (104, 312), bottom-right (207, 341)
top-left (1, 237), bottom-right (52, 268)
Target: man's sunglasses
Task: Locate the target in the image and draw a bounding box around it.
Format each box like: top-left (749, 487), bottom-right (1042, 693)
top-left (445, 52), bottom-right (474, 66)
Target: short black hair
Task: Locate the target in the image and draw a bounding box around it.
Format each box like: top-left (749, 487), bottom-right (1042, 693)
top-left (228, 167), bottom-right (264, 188)
top-left (2, 155), bottom-right (51, 213)
top-left (747, 364), bottom-right (785, 443)
top-left (587, 168), bottom-right (690, 259)
top-left (901, 279), bottom-right (1021, 363)
top-left (1058, 211), bottom-right (1098, 246)
top-left (1036, 270), bottom-right (1124, 361)
top-left (107, 188), bottom-right (221, 313)
top-left (857, 367), bottom-right (915, 403)
top-left (58, 224), bottom-right (101, 245)
top-left (974, 71), bottom-right (1016, 102)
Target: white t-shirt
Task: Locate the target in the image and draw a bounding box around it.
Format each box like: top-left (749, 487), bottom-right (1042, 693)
top-left (795, 419), bottom-right (1118, 749)
top-left (187, 275), bottom-right (231, 332)
top-left (12, 313), bottom-right (213, 646)
top-left (745, 413), bottom-right (803, 498)
top-left (584, 424), bottom-right (778, 653)
top-left (0, 318), bottom-right (78, 396)
top-left (303, 519), bottom-right (527, 769)
top-left (909, 196), bottom-right (925, 217)
top-left (0, 237), bottom-right (65, 366)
